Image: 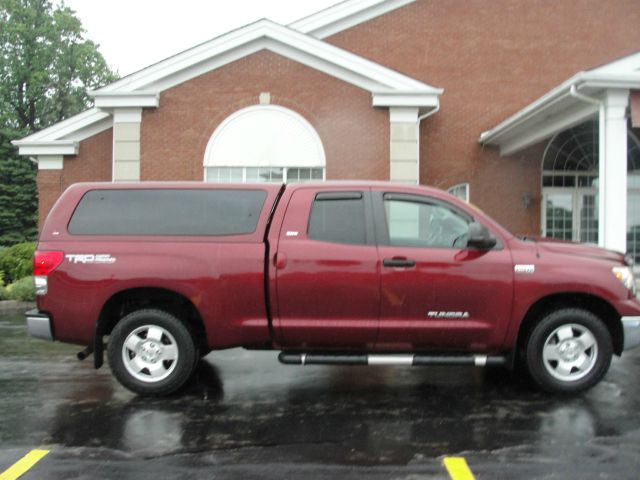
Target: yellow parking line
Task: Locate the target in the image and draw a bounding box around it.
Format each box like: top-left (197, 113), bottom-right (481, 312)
top-left (443, 456), bottom-right (476, 480)
top-left (0, 450), bottom-right (49, 480)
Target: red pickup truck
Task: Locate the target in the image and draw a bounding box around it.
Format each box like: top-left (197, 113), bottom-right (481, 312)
top-left (27, 182), bottom-right (640, 396)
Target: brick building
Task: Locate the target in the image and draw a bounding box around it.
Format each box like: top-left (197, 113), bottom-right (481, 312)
top-left (13, 0), bottom-right (640, 260)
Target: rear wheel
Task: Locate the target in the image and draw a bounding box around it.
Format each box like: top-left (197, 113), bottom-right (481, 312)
top-left (108, 309), bottom-right (198, 396)
top-left (525, 308), bottom-right (612, 394)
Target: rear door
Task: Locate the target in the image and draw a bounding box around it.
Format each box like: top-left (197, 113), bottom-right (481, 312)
top-left (373, 189), bottom-right (514, 351)
top-left (271, 187), bottom-right (379, 349)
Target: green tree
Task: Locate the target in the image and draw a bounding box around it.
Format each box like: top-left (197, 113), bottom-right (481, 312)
top-left (0, 0), bottom-right (118, 245)
top-left (0, 129), bottom-right (37, 245)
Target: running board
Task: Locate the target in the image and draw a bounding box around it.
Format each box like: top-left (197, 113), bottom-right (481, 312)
top-left (278, 352), bottom-right (507, 367)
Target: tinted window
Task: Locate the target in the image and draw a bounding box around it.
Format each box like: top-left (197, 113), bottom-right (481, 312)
top-left (384, 197), bottom-right (470, 248)
top-left (308, 193), bottom-right (366, 245)
top-left (68, 189), bottom-right (267, 236)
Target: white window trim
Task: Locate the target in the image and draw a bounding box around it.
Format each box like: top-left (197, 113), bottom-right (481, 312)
top-left (204, 166), bottom-right (326, 183)
top-left (447, 183), bottom-right (470, 202)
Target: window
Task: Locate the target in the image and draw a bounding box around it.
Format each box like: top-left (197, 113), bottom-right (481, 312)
top-left (205, 166), bottom-right (324, 184)
top-left (544, 193), bottom-right (573, 241)
top-left (287, 167), bottom-right (324, 183)
top-left (68, 189), bottom-right (267, 236)
top-left (204, 105), bottom-right (326, 185)
top-left (206, 167), bottom-right (243, 183)
top-left (447, 183), bottom-right (470, 202)
top-left (246, 167), bottom-right (283, 183)
top-left (308, 192), bottom-right (366, 245)
top-left (384, 196), bottom-right (471, 248)
top-left (541, 120), bottom-right (640, 263)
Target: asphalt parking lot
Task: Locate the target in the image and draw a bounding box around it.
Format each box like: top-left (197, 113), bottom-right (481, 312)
top-left (1, 308), bottom-right (640, 480)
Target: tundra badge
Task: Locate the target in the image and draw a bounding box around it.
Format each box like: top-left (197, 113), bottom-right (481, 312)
top-left (427, 311), bottom-right (470, 319)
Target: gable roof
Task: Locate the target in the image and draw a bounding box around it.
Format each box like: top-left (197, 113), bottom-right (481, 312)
top-left (290, 0), bottom-right (416, 39)
top-left (12, 108), bottom-right (111, 155)
top-left (14, 3), bottom-right (440, 156)
top-left (92, 19), bottom-right (440, 97)
top-left (480, 51), bottom-right (640, 156)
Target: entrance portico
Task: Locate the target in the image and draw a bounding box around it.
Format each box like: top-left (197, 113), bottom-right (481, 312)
top-left (480, 52), bottom-right (640, 256)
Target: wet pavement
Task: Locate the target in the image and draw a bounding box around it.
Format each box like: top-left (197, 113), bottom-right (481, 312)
top-left (1, 309), bottom-right (640, 479)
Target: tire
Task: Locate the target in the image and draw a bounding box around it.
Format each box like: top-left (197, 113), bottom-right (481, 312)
top-left (107, 309), bottom-right (198, 396)
top-left (525, 308), bottom-right (613, 394)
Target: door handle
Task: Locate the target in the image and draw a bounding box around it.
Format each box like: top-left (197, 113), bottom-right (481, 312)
top-left (383, 257), bottom-right (416, 268)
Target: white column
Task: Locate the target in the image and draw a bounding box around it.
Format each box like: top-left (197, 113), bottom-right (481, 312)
top-left (599, 89), bottom-right (629, 253)
top-left (389, 107), bottom-right (419, 184)
top-left (112, 108), bottom-right (142, 182)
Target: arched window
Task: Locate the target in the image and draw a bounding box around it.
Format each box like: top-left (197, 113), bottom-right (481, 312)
top-left (203, 105), bottom-right (325, 183)
top-left (447, 183), bottom-right (470, 202)
top-left (542, 120), bottom-right (640, 186)
top-left (541, 120), bottom-right (640, 263)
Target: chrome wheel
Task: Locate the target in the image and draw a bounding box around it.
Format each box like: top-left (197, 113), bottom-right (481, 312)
top-left (122, 324), bottom-right (179, 383)
top-left (542, 323), bottom-right (598, 382)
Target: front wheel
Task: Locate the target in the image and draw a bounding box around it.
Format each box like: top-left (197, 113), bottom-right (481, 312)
top-left (107, 309), bottom-right (198, 396)
top-left (525, 308), bottom-right (613, 394)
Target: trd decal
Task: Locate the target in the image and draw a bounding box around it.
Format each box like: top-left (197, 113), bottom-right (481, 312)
top-left (65, 254), bottom-right (116, 264)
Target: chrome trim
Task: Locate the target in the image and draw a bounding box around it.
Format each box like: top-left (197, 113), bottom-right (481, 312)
top-left (622, 316), bottom-right (640, 350)
top-left (26, 312), bottom-right (53, 341)
top-left (367, 354), bottom-right (414, 366)
top-left (474, 355), bottom-right (488, 367)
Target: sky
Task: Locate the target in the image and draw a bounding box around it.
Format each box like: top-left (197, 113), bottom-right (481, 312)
top-left (63, 0), bottom-right (343, 77)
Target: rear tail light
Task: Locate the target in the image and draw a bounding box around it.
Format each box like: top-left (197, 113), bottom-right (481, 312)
top-left (34, 251), bottom-right (64, 276)
top-left (33, 251), bottom-right (64, 295)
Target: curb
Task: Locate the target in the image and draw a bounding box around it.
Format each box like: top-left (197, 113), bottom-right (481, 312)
top-left (0, 301), bottom-right (36, 312)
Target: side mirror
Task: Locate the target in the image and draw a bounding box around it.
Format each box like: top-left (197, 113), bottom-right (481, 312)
top-left (467, 222), bottom-right (497, 249)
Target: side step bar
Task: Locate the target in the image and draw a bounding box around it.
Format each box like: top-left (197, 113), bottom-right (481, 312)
top-left (278, 352), bottom-right (507, 367)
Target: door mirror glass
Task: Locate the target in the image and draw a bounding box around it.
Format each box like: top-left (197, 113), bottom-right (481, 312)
top-left (467, 222), bottom-right (497, 249)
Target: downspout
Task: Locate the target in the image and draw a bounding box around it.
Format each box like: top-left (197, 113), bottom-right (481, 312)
top-left (416, 103), bottom-right (440, 185)
top-left (418, 103), bottom-right (440, 122)
top-left (569, 84), bottom-right (606, 247)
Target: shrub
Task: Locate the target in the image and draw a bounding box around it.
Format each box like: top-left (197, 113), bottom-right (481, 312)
top-left (6, 276), bottom-right (35, 302)
top-left (0, 242), bottom-right (36, 284)
top-left (0, 284), bottom-right (8, 301)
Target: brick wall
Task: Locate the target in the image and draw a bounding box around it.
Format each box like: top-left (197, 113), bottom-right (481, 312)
top-left (327, 0), bottom-right (640, 235)
top-left (140, 51), bottom-right (389, 183)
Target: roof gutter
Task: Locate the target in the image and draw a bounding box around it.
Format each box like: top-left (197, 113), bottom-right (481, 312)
top-left (11, 140), bottom-right (79, 156)
top-left (479, 72), bottom-right (640, 146)
top-left (479, 74), bottom-right (585, 145)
